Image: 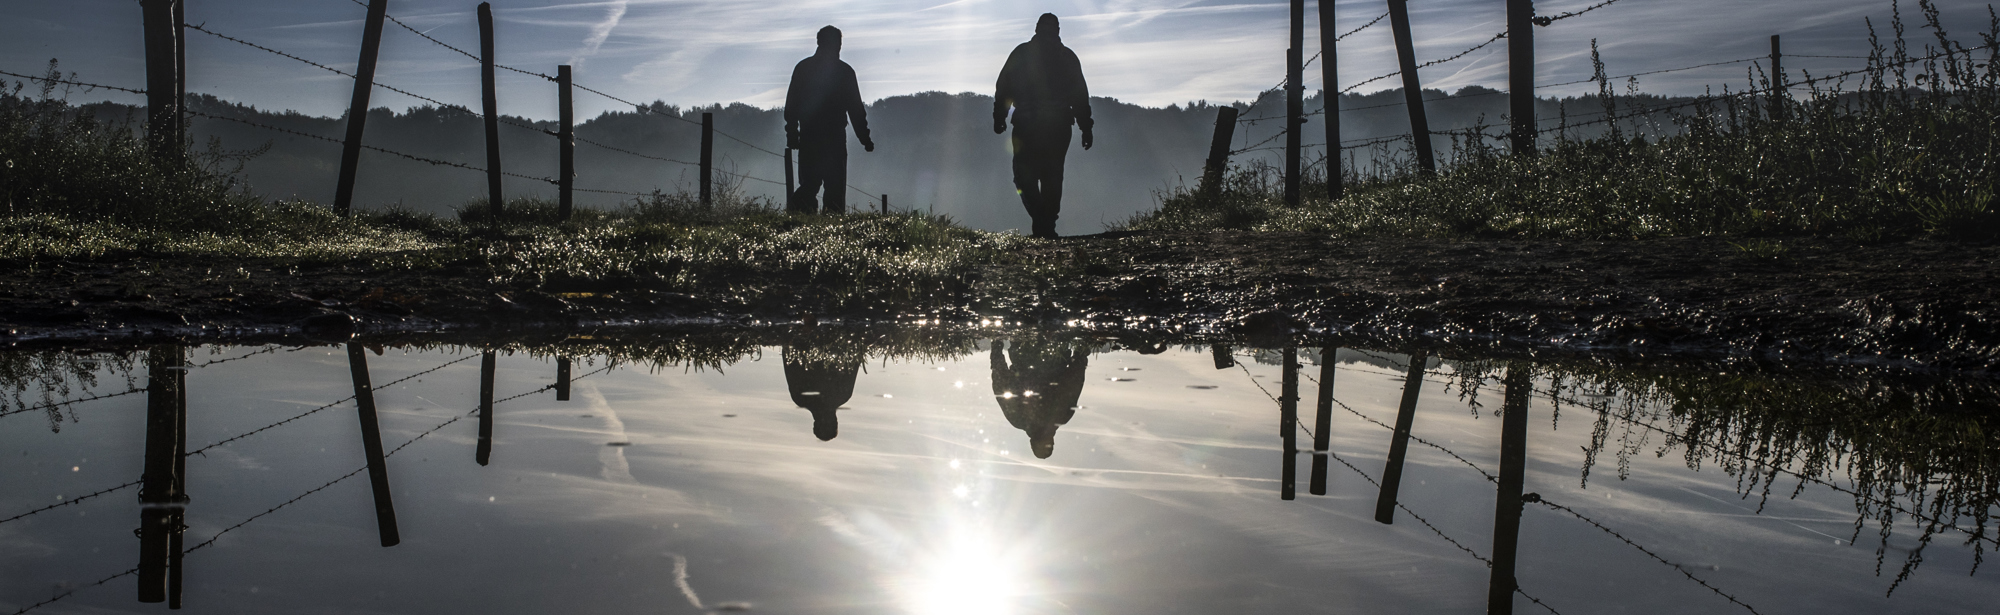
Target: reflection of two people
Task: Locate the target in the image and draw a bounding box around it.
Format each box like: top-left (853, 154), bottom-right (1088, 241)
top-left (783, 344), bottom-right (860, 441)
top-left (990, 339), bottom-right (1090, 459)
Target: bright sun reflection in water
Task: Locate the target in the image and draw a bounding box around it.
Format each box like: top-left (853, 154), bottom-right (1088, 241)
top-left (902, 529), bottom-right (1022, 615)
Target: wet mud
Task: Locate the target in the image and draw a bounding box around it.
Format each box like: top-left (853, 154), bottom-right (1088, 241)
top-left (1, 232), bottom-right (1994, 374)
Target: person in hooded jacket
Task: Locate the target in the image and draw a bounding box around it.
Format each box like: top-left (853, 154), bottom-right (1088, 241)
top-left (990, 338), bottom-right (1090, 459)
top-left (786, 25), bottom-right (875, 214)
top-left (783, 343), bottom-right (861, 441)
top-left (993, 13), bottom-right (1093, 239)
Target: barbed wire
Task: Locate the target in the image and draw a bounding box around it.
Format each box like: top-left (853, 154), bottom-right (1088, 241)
top-left (185, 109), bottom-right (558, 184)
top-left (569, 83), bottom-right (788, 160)
top-left (1535, 0), bottom-right (1625, 26)
top-left (351, 0), bottom-right (554, 81)
top-left (5, 567), bottom-right (139, 615)
top-left (1531, 496), bottom-right (1763, 613)
top-left (1538, 56), bottom-right (1765, 90)
top-left (0, 387), bottom-right (147, 420)
top-left (182, 353), bottom-right (480, 458)
top-left (0, 480), bottom-right (143, 526)
top-left (574, 136), bottom-right (696, 167)
top-left (1340, 30), bottom-right (1508, 94)
top-left (0, 69), bottom-right (147, 95)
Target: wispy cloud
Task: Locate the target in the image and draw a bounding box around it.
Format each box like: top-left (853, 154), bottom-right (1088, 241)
top-left (570, 0), bottom-right (630, 66)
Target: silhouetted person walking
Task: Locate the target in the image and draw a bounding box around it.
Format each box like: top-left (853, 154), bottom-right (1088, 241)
top-left (994, 13), bottom-right (1093, 239)
top-left (991, 339), bottom-right (1090, 458)
top-left (783, 344), bottom-right (860, 441)
top-left (786, 25), bottom-right (875, 214)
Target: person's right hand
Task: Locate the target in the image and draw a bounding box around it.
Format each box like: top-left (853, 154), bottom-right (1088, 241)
top-left (993, 118), bottom-right (1007, 135)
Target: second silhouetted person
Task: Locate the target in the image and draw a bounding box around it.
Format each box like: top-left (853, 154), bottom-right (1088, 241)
top-left (786, 26), bottom-right (874, 214)
top-left (994, 13), bottom-right (1093, 239)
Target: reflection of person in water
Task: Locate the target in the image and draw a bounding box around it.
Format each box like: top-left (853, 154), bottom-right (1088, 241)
top-left (783, 345), bottom-right (860, 441)
top-left (785, 25), bottom-right (875, 214)
top-left (993, 13), bottom-right (1093, 239)
top-left (990, 339), bottom-right (1090, 458)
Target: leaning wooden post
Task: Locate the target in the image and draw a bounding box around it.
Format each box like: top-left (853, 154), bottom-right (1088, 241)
top-left (476, 350), bottom-right (496, 466)
top-left (1507, 0), bottom-right (1536, 156)
top-left (334, 0), bottom-right (390, 216)
top-left (1199, 107), bottom-right (1239, 202)
top-left (557, 65), bottom-right (575, 220)
top-left (478, 2), bottom-right (504, 217)
top-left (1487, 361), bottom-right (1533, 615)
top-left (699, 112), bottom-right (714, 207)
top-left (141, 0), bottom-right (183, 166)
top-left (1280, 347), bottom-right (1300, 500)
top-left (1374, 350), bottom-right (1428, 523)
top-left (1317, 0), bottom-right (1343, 199)
top-left (1284, 0), bottom-right (1305, 208)
top-left (1768, 34), bottom-right (1786, 121)
top-left (137, 345), bottom-right (186, 603)
top-left (347, 343), bottom-right (401, 547)
top-left (881, 194), bottom-right (889, 215)
top-left (1309, 346), bottom-right (1335, 495)
top-left (1385, 0), bottom-right (1436, 172)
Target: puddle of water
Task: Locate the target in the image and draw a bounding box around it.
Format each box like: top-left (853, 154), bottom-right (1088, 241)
top-left (2, 334), bottom-right (1996, 614)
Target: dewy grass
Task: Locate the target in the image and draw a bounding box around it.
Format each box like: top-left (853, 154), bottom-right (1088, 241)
top-left (1127, 1), bottom-right (2000, 241)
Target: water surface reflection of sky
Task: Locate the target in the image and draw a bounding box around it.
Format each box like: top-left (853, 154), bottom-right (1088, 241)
top-left (1, 343), bottom-right (1995, 614)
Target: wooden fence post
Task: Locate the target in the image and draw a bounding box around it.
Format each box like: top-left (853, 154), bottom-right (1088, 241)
top-left (1374, 350), bottom-right (1428, 523)
top-left (334, 0), bottom-right (390, 216)
top-left (173, 0), bottom-right (185, 158)
top-left (1385, 0), bottom-right (1436, 172)
top-left (1769, 34), bottom-right (1786, 120)
top-left (699, 112), bottom-right (714, 207)
top-left (881, 194), bottom-right (889, 215)
top-left (477, 350), bottom-right (495, 466)
top-left (1318, 0), bottom-right (1343, 199)
top-left (1280, 347), bottom-right (1300, 500)
top-left (558, 64), bottom-right (575, 220)
top-left (783, 147), bottom-right (795, 207)
top-left (1309, 346), bottom-right (1335, 495)
top-left (137, 345), bottom-right (186, 603)
top-left (1200, 107), bottom-right (1239, 201)
top-left (478, 3), bottom-right (504, 217)
top-left (1508, 0), bottom-right (1536, 156)
top-left (556, 356), bottom-right (572, 401)
top-left (347, 343), bottom-right (401, 547)
top-left (1284, 0), bottom-right (1305, 208)
top-left (141, 0), bottom-right (182, 166)
top-left (1487, 362), bottom-right (1533, 615)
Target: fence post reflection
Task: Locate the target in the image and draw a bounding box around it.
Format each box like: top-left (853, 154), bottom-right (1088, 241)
top-left (1280, 347), bottom-right (1299, 500)
top-left (556, 356), bottom-right (572, 402)
top-left (347, 343), bottom-right (401, 547)
top-left (138, 344), bottom-right (186, 604)
top-left (477, 350), bottom-right (495, 466)
top-left (1309, 346), bottom-right (1336, 495)
top-left (1488, 362), bottom-right (1533, 614)
top-left (1211, 343), bottom-right (1236, 370)
top-left (1374, 350), bottom-right (1429, 524)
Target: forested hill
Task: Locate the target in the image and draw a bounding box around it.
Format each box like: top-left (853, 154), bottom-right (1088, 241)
top-left (83, 87), bottom-right (1665, 234)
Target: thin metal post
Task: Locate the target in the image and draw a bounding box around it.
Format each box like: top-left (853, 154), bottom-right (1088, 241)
top-left (1507, 0), bottom-right (1536, 156)
top-left (477, 350), bottom-right (495, 466)
top-left (1309, 346), bottom-right (1335, 495)
top-left (141, 0), bottom-right (182, 166)
top-left (558, 65), bottom-right (575, 220)
top-left (1488, 362), bottom-right (1532, 614)
top-left (784, 148), bottom-right (796, 207)
top-left (1284, 0), bottom-right (1305, 208)
top-left (1374, 350), bottom-right (1428, 523)
top-left (348, 343), bottom-right (400, 547)
top-left (699, 112), bottom-right (714, 207)
top-left (1385, 0), bottom-right (1436, 172)
top-left (478, 3), bottom-right (504, 217)
top-left (1318, 0), bottom-right (1343, 198)
top-left (1200, 107), bottom-right (1239, 202)
top-left (335, 0), bottom-right (390, 215)
top-left (881, 194), bottom-right (889, 215)
top-left (1769, 34), bottom-right (1786, 120)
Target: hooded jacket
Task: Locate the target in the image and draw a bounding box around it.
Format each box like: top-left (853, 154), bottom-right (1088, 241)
top-left (993, 33), bottom-right (1093, 130)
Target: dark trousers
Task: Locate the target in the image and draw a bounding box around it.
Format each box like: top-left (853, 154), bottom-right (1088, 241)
top-left (1010, 121), bottom-right (1072, 236)
top-left (791, 135), bottom-right (848, 214)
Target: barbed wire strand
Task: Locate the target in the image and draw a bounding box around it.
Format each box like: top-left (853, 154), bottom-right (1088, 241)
top-left (0, 480), bottom-right (143, 526)
top-left (0, 69), bottom-right (147, 95)
top-left (184, 109), bottom-right (558, 184)
top-left (183, 353), bottom-right (480, 458)
top-left (0, 388), bottom-right (147, 420)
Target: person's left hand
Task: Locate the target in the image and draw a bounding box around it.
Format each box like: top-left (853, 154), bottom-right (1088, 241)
top-left (861, 136), bottom-right (876, 153)
top-left (1080, 127), bottom-right (1094, 150)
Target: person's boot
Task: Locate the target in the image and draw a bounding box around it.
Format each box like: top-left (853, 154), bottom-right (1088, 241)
top-left (1031, 218), bottom-right (1057, 239)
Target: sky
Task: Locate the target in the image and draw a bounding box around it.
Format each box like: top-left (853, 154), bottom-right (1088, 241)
top-left (4, 0), bottom-right (1996, 121)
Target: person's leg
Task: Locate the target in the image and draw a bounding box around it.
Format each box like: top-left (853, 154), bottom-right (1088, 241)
top-left (1010, 130), bottom-right (1043, 229)
top-left (794, 144), bottom-right (826, 213)
top-left (1037, 126), bottom-right (1073, 237)
top-left (824, 142), bottom-right (849, 214)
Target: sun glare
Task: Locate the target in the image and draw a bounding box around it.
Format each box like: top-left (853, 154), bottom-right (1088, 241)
top-left (902, 529), bottom-right (1021, 615)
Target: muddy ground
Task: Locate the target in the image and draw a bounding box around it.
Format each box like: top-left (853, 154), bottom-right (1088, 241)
top-left (1, 232), bottom-right (1995, 374)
